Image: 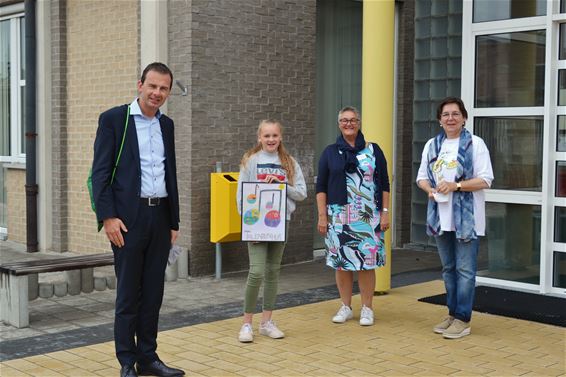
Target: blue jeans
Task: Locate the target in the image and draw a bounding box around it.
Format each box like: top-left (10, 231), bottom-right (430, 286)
top-left (435, 232), bottom-right (479, 323)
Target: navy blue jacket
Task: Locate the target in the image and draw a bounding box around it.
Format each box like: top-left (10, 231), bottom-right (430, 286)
top-left (316, 142), bottom-right (390, 210)
top-left (91, 104), bottom-right (180, 230)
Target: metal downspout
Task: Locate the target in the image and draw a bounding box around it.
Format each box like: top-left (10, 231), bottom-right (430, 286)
top-left (25, 0), bottom-right (38, 252)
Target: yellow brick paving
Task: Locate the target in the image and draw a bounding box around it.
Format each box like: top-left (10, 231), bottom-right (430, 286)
top-left (1, 281), bottom-right (564, 377)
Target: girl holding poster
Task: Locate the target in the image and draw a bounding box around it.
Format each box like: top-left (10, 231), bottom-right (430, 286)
top-left (236, 119), bottom-right (307, 343)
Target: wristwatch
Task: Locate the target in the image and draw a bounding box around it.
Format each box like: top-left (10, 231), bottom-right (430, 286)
top-left (382, 208), bottom-right (389, 213)
top-left (456, 182), bottom-right (462, 192)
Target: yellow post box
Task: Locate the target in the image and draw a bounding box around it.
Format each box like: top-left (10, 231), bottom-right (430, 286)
top-left (210, 172), bottom-right (241, 243)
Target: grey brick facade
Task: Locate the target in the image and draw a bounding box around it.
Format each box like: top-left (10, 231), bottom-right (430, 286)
top-left (50, 0), bottom-right (68, 252)
top-left (169, 0), bottom-right (317, 276)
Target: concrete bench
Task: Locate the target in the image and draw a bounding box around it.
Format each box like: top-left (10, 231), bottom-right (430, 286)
top-left (0, 253), bottom-right (114, 328)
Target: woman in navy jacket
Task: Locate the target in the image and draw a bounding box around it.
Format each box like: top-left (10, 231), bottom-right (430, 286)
top-left (316, 106), bottom-right (390, 327)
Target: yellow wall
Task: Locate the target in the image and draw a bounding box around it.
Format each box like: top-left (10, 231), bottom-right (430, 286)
top-left (6, 169), bottom-right (26, 243)
top-left (66, 0), bottom-right (139, 253)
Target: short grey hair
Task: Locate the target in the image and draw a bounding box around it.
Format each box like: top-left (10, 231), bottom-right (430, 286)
top-left (337, 106), bottom-right (361, 123)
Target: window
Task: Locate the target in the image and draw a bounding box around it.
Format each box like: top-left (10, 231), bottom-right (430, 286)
top-left (475, 117), bottom-right (543, 191)
top-left (555, 207), bottom-right (566, 243)
top-left (479, 203), bottom-right (541, 285)
top-left (560, 24), bottom-right (566, 60)
top-left (473, 0), bottom-right (546, 23)
top-left (553, 251), bottom-right (566, 288)
top-left (0, 13), bottom-right (25, 162)
top-left (0, 8), bottom-right (25, 234)
top-left (560, 70), bottom-right (566, 105)
top-left (559, 116), bottom-right (566, 152)
top-left (557, 162), bottom-right (566, 197)
top-left (462, 0), bottom-right (566, 297)
top-left (475, 30), bottom-right (546, 108)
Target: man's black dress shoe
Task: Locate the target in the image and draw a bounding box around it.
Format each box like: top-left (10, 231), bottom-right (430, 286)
top-left (136, 360), bottom-right (185, 377)
top-left (120, 365), bottom-right (138, 377)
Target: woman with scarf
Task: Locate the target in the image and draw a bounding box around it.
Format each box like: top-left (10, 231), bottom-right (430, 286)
top-left (416, 97), bottom-right (493, 339)
top-left (316, 106), bottom-right (390, 327)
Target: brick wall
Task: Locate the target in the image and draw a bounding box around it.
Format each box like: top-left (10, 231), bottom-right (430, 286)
top-left (64, 0), bottom-right (139, 254)
top-left (168, 0), bottom-right (193, 253)
top-left (51, 0), bottom-right (68, 252)
top-left (6, 169), bottom-right (26, 243)
top-left (169, 0), bottom-right (317, 276)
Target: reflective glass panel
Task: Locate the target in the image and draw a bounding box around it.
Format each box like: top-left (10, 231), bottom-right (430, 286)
top-left (475, 117), bottom-right (543, 191)
top-left (557, 162), bottom-right (566, 197)
top-left (559, 116), bottom-right (566, 152)
top-left (553, 252), bottom-right (566, 288)
top-left (561, 24), bottom-right (566, 60)
top-left (478, 203), bottom-right (541, 285)
top-left (560, 70), bottom-right (566, 105)
top-left (563, 0), bottom-right (566, 13)
top-left (476, 30), bottom-right (545, 107)
top-left (473, 0), bottom-right (546, 22)
top-left (0, 167), bottom-right (5, 229)
top-left (20, 18), bottom-right (25, 80)
top-left (0, 20), bottom-right (10, 157)
top-left (555, 207), bottom-right (566, 243)
top-left (20, 86), bottom-right (25, 153)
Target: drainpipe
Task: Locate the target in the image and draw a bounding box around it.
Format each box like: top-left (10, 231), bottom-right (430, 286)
top-left (25, 0), bottom-right (38, 252)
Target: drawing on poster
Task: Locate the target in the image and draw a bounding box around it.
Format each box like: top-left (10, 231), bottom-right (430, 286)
top-left (241, 182), bottom-right (287, 242)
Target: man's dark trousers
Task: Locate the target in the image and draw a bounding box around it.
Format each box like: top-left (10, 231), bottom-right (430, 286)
top-left (112, 199), bottom-right (171, 367)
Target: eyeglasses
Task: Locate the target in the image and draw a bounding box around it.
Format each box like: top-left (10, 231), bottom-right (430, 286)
top-left (339, 118), bottom-right (359, 125)
top-left (441, 112), bottom-right (462, 119)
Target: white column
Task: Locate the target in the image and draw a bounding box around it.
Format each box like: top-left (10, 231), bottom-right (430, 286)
top-left (37, 0), bottom-right (52, 252)
top-left (140, 0), bottom-right (169, 111)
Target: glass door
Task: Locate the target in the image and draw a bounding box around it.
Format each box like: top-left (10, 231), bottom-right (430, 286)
top-left (461, 0), bottom-right (566, 294)
top-left (314, 0), bottom-right (363, 250)
top-left (549, 1), bottom-right (566, 294)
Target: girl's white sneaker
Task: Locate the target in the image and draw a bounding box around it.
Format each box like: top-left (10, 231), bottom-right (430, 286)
top-left (238, 323), bottom-right (254, 342)
top-left (259, 320), bottom-right (285, 339)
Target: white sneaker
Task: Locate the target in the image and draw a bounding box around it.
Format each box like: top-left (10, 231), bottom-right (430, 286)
top-left (238, 323), bottom-right (253, 343)
top-left (359, 305), bottom-right (374, 326)
top-left (332, 303), bottom-right (353, 323)
top-left (259, 320), bottom-right (285, 339)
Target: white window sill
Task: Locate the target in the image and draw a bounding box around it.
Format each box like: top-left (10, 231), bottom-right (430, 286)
top-left (1, 162), bottom-right (26, 170)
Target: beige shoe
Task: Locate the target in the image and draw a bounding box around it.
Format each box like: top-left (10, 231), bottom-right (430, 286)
top-left (433, 316), bottom-right (454, 334)
top-left (238, 323), bottom-right (254, 343)
top-left (259, 320), bottom-right (285, 339)
top-left (443, 319), bottom-right (471, 339)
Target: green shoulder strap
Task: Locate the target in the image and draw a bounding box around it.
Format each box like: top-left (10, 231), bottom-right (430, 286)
top-left (110, 105), bottom-right (130, 184)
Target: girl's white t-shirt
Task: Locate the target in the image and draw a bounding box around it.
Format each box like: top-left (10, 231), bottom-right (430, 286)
top-left (236, 150), bottom-right (307, 220)
top-left (416, 135), bottom-right (494, 236)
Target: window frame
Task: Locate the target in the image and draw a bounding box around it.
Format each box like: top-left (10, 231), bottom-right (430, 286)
top-left (462, 0), bottom-right (566, 296)
top-left (0, 8), bottom-right (26, 164)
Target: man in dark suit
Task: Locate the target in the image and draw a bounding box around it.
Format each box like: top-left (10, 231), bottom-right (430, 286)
top-left (91, 62), bottom-right (184, 377)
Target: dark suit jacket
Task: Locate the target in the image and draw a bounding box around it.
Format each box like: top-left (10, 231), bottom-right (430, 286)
top-left (316, 142), bottom-right (390, 210)
top-left (91, 104), bottom-right (180, 231)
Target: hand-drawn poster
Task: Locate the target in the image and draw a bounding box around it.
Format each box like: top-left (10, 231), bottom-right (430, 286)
top-left (241, 182), bottom-right (287, 242)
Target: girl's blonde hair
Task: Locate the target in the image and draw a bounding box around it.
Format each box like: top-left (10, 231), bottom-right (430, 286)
top-left (240, 119), bottom-right (296, 185)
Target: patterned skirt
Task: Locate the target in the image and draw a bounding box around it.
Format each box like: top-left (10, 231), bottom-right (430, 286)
top-left (325, 203), bottom-right (386, 271)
